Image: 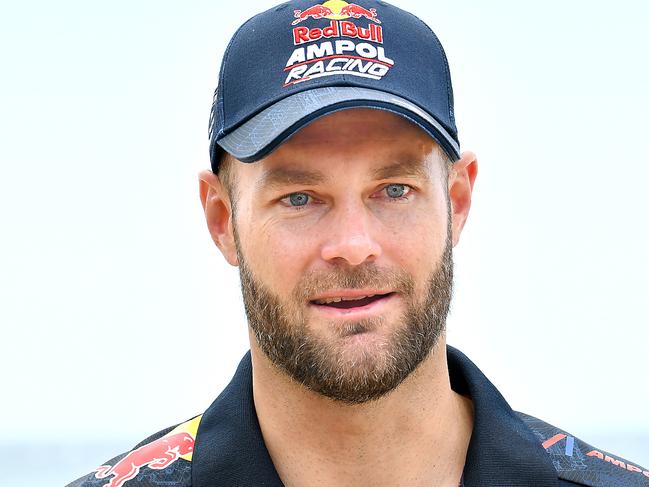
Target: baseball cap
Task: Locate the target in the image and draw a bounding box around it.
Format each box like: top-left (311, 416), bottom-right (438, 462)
top-left (208, 0), bottom-right (460, 171)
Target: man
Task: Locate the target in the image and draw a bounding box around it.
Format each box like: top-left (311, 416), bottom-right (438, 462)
top-left (68, 1), bottom-right (648, 486)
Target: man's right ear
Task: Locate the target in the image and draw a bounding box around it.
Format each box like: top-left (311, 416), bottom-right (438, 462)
top-left (199, 170), bottom-right (239, 266)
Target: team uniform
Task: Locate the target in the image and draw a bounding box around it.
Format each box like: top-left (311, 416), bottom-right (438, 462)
top-left (68, 346), bottom-right (648, 487)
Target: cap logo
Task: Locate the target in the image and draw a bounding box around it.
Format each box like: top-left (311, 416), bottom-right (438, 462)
top-left (292, 1), bottom-right (380, 25)
top-left (284, 1), bottom-right (394, 87)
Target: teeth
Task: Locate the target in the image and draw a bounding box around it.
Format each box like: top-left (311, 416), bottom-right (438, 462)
top-left (314, 294), bottom-right (375, 305)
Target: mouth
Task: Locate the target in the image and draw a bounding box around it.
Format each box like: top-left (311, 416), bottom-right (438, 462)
top-left (310, 292), bottom-right (395, 310)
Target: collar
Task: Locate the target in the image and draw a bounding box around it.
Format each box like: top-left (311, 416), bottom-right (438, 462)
top-left (192, 346), bottom-right (560, 487)
top-left (447, 347), bottom-right (559, 486)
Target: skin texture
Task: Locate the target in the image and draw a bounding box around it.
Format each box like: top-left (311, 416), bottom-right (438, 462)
top-left (200, 108), bottom-right (478, 487)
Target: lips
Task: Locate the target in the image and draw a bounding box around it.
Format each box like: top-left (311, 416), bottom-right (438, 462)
top-left (311, 293), bottom-right (394, 309)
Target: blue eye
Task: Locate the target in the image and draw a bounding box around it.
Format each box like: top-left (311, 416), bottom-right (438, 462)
top-left (385, 184), bottom-right (407, 198)
top-left (288, 192), bottom-right (310, 207)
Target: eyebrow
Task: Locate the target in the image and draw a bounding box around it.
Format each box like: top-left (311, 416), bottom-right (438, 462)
top-left (371, 160), bottom-right (431, 181)
top-left (257, 159), bottom-right (430, 191)
top-left (257, 167), bottom-right (328, 191)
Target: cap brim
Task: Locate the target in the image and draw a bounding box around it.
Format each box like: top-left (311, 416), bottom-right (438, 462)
top-left (216, 87), bottom-right (460, 163)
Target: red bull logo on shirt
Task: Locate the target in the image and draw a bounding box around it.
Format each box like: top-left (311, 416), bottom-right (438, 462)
top-left (93, 415), bottom-right (201, 487)
top-left (284, 1), bottom-right (394, 87)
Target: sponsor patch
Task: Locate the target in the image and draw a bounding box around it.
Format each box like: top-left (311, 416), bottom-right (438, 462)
top-left (284, 1), bottom-right (394, 87)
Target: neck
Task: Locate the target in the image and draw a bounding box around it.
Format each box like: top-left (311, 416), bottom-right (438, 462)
top-left (250, 336), bottom-right (474, 487)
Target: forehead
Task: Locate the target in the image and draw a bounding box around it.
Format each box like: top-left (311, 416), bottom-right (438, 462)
top-left (230, 108), bottom-right (440, 180)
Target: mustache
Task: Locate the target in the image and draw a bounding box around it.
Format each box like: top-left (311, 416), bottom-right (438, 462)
top-left (293, 263), bottom-right (415, 301)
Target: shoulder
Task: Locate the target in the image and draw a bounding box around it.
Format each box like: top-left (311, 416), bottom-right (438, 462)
top-left (66, 415), bottom-right (202, 487)
top-left (517, 411), bottom-right (649, 486)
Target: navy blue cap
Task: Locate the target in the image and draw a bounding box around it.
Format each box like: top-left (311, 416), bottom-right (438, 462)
top-left (208, 0), bottom-right (460, 171)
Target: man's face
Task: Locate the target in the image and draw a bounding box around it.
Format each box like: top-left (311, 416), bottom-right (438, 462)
top-left (225, 109), bottom-right (454, 403)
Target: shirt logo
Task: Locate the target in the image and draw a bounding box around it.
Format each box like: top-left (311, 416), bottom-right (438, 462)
top-left (93, 416), bottom-right (201, 487)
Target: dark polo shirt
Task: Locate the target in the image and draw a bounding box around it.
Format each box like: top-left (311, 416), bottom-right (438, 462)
top-left (69, 346), bottom-right (649, 487)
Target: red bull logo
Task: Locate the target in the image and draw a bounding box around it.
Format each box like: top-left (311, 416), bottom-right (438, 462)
top-left (292, 4), bottom-right (334, 25)
top-left (293, 1), bottom-right (380, 25)
top-left (339, 3), bottom-right (380, 23)
top-left (293, 20), bottom-right (383, 45)
top-left (93, 416), bottom-right (201, 487)
top-left (284, 0), bottom-right (394, 86)
top-left (94, 432), bottom-right (194, 487)
top-left (291, 0), bottom-right (383, 46)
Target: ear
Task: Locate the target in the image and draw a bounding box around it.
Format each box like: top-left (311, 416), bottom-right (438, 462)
top-left (199, 170), bottom-right (239, 266)
top-left (448, 151), bottom-right (478, 247)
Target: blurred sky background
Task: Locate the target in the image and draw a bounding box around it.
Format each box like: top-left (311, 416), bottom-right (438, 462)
top-left (1, 0), bottom-right (648, 485)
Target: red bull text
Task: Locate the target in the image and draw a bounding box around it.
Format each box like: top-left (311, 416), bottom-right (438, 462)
top-left (284, 2), bottom-right (394, 87)
top-left (293, 20), bottom-right (382, 45)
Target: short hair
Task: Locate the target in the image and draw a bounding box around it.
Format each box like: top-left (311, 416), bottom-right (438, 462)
top-left (215, 151), bottom-right (235, 192)
top-left (439, 146), bottom-right (455, 179)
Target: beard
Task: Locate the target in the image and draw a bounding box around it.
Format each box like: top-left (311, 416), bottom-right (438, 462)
top-left (235, 228), bottom-right (453, 405)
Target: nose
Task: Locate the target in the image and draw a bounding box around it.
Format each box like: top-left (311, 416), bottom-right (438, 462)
top-left (320, 200), bottom-right (382, 266)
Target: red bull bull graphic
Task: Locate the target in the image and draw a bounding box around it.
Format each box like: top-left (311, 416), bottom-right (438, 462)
top-left (93, 416), bottom-right (201, 487)
top-left (293, 1), bottom-right (380, 25)
top-left (292, 4), bottom-right (335, 25)
top-left (339, 3), bottom-right (380, 23)
top-left (284, 1), bottom-right (393, 87)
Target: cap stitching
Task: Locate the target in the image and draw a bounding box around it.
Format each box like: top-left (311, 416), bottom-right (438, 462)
top-left (217, 6), bottom-right (279, 134)
top-left (401, 10), bottom-right (455, 126)
top-left (217, 22), bottom-right (249, 133)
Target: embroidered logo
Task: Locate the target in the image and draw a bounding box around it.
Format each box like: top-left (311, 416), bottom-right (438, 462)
top-left (284, 1), bottom-right (394, 87)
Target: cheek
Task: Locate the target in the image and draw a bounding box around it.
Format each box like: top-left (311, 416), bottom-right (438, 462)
top-left (386, 221), bottom-right (443, 266)
top-left (379, 200), bottom-right (448, 283)
top-left (237, 213), bottom-right (318, 293)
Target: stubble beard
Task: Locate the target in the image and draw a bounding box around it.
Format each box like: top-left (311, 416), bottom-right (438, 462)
top-left (234, 226), bottom-right (453, 405)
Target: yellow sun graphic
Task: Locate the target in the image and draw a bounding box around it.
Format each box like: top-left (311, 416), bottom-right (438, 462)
top-left (322, 0), bottom-right (351, 19)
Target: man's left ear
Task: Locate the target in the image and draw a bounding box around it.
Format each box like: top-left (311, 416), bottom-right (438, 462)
top-left (448, 151), bottom-right (478, 247)
top-left (199, 170), bottom-right (239, 266)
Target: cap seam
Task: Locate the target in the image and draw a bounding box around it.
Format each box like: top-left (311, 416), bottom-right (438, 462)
top-left (217, 9), bottom-right (273, 133)
top-left (402, 10), bottom-right (455, 126)
top-left (217, 24), bottom-right (246, 133)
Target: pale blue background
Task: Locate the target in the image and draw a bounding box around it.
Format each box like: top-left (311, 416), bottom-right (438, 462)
top-left (1, 1), bottom-right (647, 485)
